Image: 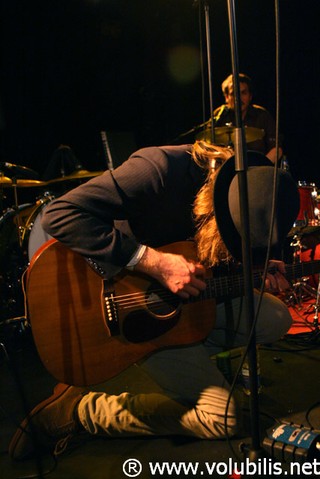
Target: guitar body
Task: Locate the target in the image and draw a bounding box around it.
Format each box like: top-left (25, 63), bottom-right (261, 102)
top-left (26, 240), bottom-right (215, 386)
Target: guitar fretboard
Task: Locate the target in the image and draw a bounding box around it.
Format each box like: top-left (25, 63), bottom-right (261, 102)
top-left (199, 260), bottom-right (320, 301)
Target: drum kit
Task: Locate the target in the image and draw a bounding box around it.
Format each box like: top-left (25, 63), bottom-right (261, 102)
top-left (0, 162), bottom-right (103, 325)
top-left (284, 181), bottom-right (320, 330)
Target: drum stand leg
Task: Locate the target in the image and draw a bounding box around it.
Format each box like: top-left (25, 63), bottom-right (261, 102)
top-left (285, 280), bottom-right (316, 312)
top-left (284, 233), bottom-right (318, 313)
top-left (12, 178), bottom-right (23, 248)
top-left (312, 276), bottom-right (320, 329)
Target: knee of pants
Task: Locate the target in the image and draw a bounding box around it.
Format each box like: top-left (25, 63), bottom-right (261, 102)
top-left (190, 387), bottom-right (238, 439)
top-left (256, 293), bottom-right (292, 343)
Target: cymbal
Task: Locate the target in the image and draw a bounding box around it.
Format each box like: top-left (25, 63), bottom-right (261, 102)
top-left (0, 178), bottom-right (46, 188)
top-left (196, 126), bottom-right (265, 145)
top-left (0, 161), bottom-right (39, 180)
top-left (47, 169), bottom-right (104, 184)
top-left (0, 176), bottom-right (12, 185)
top-left (16, 179), bottom-right (47, 188)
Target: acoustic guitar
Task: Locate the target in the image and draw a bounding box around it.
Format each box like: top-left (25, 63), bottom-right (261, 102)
top-left (26, 240), bottom-right (320, 386)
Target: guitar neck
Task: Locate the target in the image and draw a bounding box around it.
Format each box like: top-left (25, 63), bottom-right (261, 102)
top-left (284, 261), bottom-right (320, 282)
top-left (201, 260), bottom-right (320, 301)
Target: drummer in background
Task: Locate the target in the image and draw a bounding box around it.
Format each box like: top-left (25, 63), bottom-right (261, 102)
top-left (213, 73), bottom-right (282, 163)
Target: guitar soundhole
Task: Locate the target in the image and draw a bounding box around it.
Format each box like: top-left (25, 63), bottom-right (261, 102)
top-left (122, 282), bottom-right (181, 343)
top-left (145, 283), bottom-right (180, 317)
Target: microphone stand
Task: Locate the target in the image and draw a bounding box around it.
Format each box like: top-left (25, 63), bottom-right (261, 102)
top-left (203, 0), bottom-right (215, 143)
top-left (226, 0), bottom-right (264, 460)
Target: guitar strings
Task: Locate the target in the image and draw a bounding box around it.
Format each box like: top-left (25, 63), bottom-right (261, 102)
top-left (108, 271), bottom-right (263, 311)
top-left (108, 261), bottom-right (319, 311)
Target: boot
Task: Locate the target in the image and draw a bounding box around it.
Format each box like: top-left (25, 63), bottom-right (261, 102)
top-left (9, 383), bottom-right (88, 461)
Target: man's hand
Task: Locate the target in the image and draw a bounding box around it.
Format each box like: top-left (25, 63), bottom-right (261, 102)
top-left (134, 246), bottom-right (206, 299)
top-left (264, 260), bottom-right (290, 292)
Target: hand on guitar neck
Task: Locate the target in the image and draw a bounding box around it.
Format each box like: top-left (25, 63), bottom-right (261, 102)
top-left (135, 246), bottom-right (289, 298)
top-left (134, 246), bottom-right (207, 300)
top-left (263, 259), bottom-right (291, 293)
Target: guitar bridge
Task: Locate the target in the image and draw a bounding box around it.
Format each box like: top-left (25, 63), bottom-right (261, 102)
top-left (103, 284), bottom-right (120, 335)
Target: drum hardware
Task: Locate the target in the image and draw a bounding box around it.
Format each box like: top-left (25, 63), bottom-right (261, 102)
top-left (1, 316), bottom-right (28, 331)
top-left (283, 233), bottom-right (320, 333)
top-left (0, 315), bottom-right (30, 358)
top-left (5, 177), bottom-right (24, 248)
top-left (287, 225), bottom-right (320, 238)
top-left (15, 179), bottom-right (25, 247)
top-left (0, 254), bottom-right (28, 321)
top-left (23, 194), bottom-right (55, 260)
top-left (284, 179), bottom-right (320, 324)
top-left (283, 234), bottom-right (318, 309)
top-left (313, 276), bottom-right (320, 329)
top-left (285, 277), bottom-right (317, 308)
top-left (0, 192), bottom-right (55, 323)
top-left (0, 203), bottom-right (32, 227)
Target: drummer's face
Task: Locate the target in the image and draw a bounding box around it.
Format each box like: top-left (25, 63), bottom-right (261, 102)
top-left (225, 83), bottom-right (252, 113)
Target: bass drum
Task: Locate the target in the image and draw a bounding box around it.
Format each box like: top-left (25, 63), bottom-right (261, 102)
top-left (24, 195), bottom-right (54, 261)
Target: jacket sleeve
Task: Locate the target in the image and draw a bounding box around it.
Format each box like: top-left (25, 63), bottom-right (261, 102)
top-left (41, 147), bottom-right (169, 278)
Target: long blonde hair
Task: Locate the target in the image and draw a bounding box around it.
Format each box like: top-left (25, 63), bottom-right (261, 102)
top-left (192, 141), bottom-right (234, 267)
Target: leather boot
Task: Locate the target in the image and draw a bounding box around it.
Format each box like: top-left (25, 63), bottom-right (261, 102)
top-left (9, 383), bottom-right (88, 461)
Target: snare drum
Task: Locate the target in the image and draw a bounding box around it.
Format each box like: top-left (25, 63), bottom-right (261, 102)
top-left (294, 181), bottom-right (318, 227)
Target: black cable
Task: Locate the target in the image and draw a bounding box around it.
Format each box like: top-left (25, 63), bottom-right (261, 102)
top-left (274, 0), bottom-right (281, 166)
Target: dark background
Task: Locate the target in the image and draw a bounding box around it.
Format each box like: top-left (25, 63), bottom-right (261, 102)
top-left (0, 0), bottom-right (319, 183)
